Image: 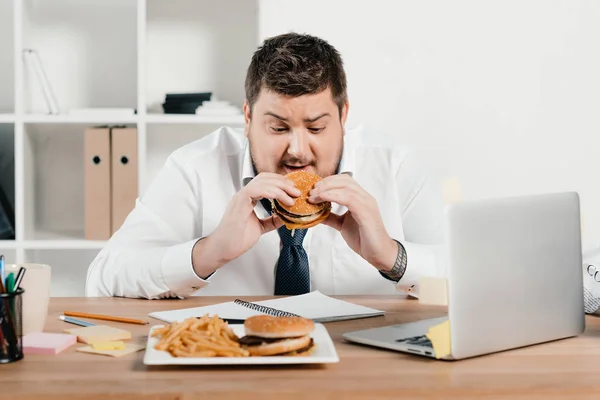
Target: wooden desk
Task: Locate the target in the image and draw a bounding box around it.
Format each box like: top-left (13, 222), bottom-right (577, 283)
top-left (1, 296), bottom-right (600, 399)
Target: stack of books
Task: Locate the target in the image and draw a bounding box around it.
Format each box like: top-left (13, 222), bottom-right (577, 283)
top-left (162, 92), bottom-right (212, 114)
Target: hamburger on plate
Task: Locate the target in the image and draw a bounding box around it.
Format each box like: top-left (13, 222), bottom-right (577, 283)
top-left (271, 170), bottom-right (331, 230)
top-left (238, 315), bottom-right (316, 356)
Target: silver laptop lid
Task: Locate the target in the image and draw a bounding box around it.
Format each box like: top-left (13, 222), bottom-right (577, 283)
top-left (446, 191), bottom-right (584, 359)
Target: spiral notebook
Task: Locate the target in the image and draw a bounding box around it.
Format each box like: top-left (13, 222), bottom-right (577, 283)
top-left (148, 290), bottom-right (384, 324)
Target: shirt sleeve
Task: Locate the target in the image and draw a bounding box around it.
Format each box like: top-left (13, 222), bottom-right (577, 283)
top-left (582, 246), bottom-right (600, 313)
top-left (85, 150), bottom-right (211, 299)
top-left (388, 147), bottom-right (448, 291)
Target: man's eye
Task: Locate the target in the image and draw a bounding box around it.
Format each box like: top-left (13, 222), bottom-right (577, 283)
top-left (308, 127), bottom-right (324, 133)
top-left (271, 127), bottom-right (288, 133)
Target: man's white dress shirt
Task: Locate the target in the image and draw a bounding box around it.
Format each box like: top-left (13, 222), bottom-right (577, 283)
top-left (85, 126), bottom-right (447, 298)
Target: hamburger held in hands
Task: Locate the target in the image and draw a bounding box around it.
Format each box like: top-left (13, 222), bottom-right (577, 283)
top-left (238, 315), bottom-right (316, 356)
top-left (271, 170), bottom-right (331, 231)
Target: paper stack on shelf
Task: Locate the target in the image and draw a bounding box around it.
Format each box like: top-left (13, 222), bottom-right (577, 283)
top-left (23, 49), bottom-right (61, 115)
top-left (195, 100), bottom-right (242, 117)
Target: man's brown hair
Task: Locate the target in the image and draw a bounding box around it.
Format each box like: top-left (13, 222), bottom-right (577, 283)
top-left (245, 32), bottom-right (347, 117)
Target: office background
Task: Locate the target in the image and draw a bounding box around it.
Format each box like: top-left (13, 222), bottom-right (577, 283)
top-left (0, 0), bottom-right (598, 296)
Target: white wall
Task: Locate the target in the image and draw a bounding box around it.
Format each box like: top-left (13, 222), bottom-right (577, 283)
top-left (259, 0), bottom-right (600, 248)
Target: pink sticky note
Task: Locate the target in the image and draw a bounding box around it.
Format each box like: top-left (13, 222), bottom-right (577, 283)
top-left (22, 332), bottom-right (78, 355)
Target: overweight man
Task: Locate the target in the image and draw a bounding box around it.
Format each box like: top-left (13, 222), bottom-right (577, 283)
top-left (85, 32), bottom-right (446, 299)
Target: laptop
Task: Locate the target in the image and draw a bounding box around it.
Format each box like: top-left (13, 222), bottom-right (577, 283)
top-left (343, 191), bottom-right (585, 360)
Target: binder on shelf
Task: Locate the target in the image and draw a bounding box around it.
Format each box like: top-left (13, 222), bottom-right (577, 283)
top-left (84, 127), bottom-right (111, 240)
top-left (110, 127), bottom-right (138, 234)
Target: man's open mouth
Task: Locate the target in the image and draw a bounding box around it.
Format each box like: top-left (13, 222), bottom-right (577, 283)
top-left (285, 165), bottom-right (307, 169)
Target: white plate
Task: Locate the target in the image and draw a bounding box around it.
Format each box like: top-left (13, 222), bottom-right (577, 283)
top-left (143, 323), bottom-right (339, 365)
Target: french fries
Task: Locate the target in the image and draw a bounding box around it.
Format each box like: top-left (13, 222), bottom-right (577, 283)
top-left (152, 315), bottom-right (250, 357)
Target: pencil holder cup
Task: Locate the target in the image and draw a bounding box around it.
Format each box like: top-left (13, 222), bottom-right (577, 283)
top-left (0, 288), bottom-right (24, 363)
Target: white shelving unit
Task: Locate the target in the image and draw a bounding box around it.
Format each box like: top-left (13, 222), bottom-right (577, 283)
top-left (0, 0), bottom-right (258, 296)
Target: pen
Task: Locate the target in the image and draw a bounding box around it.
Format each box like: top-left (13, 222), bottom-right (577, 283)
top-left (63, 311), bottom-right (148, 325)
top-left (59, 315), bottom-right (96, 327)
top-left (0, 255), bottom-right (5, 287)
top-left (13, 267), bottom-right (25, 290)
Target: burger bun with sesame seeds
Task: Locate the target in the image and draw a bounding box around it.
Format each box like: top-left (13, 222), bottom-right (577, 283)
top-left (271, 170), bottom-right (331, 230)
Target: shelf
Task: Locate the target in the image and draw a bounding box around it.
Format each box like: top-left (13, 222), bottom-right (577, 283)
top-left (4, 0), bottom-right (261, 296)
top-left (20, 114), bottom-right (245, 125)
top-left (145, 114), bottom-right (244, 125)
top-left (22, 0), bottom-right (138, 115)
top-left (22, 229), bottom-right (106, 250)
top-left (0, 241), bottom-right (18, 250)
top-left (23, 114), bottom-right (138, 124)
top-left (22, 125), bottom-right (87, 243)
top-left (0, 114), bottom-right (15, 123)
top-left (145, 0), bottom-right (257, 113)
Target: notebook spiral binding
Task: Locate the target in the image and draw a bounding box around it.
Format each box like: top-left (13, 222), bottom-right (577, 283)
top-left (233, 299), bottom-right (301, 318)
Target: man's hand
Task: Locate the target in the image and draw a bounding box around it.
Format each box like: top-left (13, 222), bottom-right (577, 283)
top-left (192, 173), bottom-right (301, 278)
top-left (308, 174), bottom-right (398, 272)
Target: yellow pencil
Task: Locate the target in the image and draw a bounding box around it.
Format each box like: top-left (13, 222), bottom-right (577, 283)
top-left (63, 311), bottom-right (148, 325)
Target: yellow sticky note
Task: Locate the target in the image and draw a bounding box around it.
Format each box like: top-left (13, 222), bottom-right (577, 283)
top-left (92, 341), bottom-right (126, 351)
top-left (63, 325), bottom-right (131, 344)
top-left (76, 343), bottom-right (145, 358)
top-left (425, 320), bottom-right (451, 359)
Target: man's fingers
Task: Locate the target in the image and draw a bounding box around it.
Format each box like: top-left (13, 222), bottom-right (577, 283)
top-left (247, 178), bottom-right (301, 200)
top-left (309, 188), bottom-right (353, 206)
top-left (253, 187), bottom-right (295, 206)
top-left (313, 174), bottom-right (357, 192)
top-left (259, 215), bottom-right (284, 234)
top-left (266, 178), bottom-right (301, 197)
top-left (322, 212), bottom-right (345, 232)
top-left (310, 177), bottom-right (362, 201)
top-left (255, 173), bottom-right (301, 196)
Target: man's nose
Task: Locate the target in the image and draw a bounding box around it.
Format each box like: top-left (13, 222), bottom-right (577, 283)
top-left (287, 130), bottom-right (309, 159)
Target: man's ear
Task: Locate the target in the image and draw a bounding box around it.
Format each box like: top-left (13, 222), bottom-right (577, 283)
top-left (243, 99), bottom-right (251, 138)
top-left (340, 101), bottom-right (349, 134)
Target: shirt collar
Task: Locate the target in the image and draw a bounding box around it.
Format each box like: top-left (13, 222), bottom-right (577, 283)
top-left (240, 128), bottom-right (356, 187)
top-left (337, 127), bottom-right (356, 176)
top-left (241, 142), bottom-right (255, 187)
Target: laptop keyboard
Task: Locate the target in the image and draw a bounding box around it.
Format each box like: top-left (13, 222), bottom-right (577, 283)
top-left (396, 335), bottom-right (433, 348)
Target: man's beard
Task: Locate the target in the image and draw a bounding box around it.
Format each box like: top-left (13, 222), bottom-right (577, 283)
top-left (249, 137), bottom-right (344, 177)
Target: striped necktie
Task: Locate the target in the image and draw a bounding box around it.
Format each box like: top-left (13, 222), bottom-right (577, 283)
top-left (260, 199), bottom-right (310, 295)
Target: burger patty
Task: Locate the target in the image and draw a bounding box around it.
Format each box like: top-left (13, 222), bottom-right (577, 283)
top-left (238, 335), bottom-right (298, 346)
top-left (274, 200), bottom-right (323, 219)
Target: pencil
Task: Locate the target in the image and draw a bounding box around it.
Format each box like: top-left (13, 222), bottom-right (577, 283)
top-left (63, 311), bottom-right (148, 325)
top-left (59, 315), bottom-right (96, 327)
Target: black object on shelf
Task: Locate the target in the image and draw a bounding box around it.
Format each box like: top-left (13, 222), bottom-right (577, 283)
top-left (0, 186), bottom-right (15, 240)
top-left (162, 92), bottom-right (212, 114)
